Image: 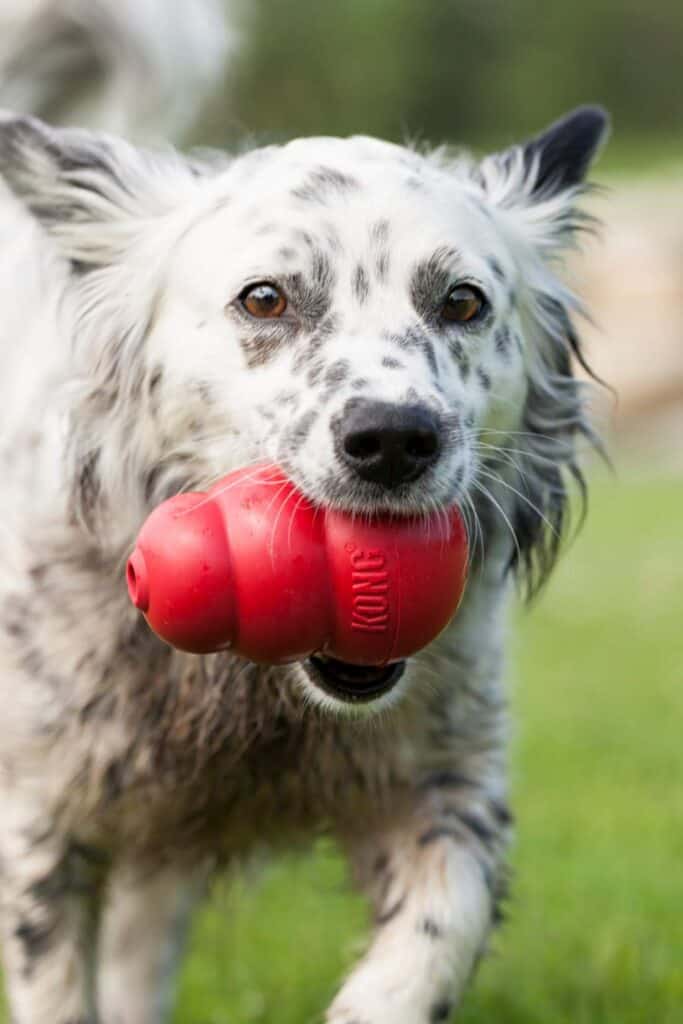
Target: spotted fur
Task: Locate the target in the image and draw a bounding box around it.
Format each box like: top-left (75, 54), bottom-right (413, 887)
top-left (0, 105), bottom-right (608, 1023)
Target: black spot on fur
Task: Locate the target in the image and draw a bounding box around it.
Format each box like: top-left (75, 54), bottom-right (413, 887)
top-left (323, 221), bottom-right (342, 252)
top-left (476, 367), bottom-right (492, 391)
top-left (352, 264), bottom-right (370, 304)
top-left (239, 321), bottom-right (296, 369)
top-left (373, 852), bottom-right (389, 875)
top-left (75, 450), bottom-right (101, 527)
top-left (494, 326), bottom-right (512, 356)
top-left (103, 760), bottom-right (124, 804)
top-left (376, 896), bottom-right (406, 926)
top-left (371, 218), bottom-right (390, 244)
top-left (284, 252), bottom-right (334, 325)
top-left (417, 826), bottom-right (461, 847)
top-left (288, 410), bottom-right (318, 452)
top-left (456, 811), bottom-right (496, 849)
top-left (324, 359), bottom-right (351, 388)
top-left (420, 916), bottom-right (443, 939)
top-left (275, 390), bottom-right (298, 407)
top-left (381, 355), bottom-right (404, 370)
top-left (488, 257), bottom-right (505, 281)
top-left (307, 361), bottom-right (325, 387)
top-left (384, 327), bottom-right (435, 373)
top-left (291, 165), bottom-right (360, 203)
top-left (422, 338), bottom-right (438, 376)
top-left (14, 919), bottom-right (55, 972)
top-left (417, 770), bottom-right (476, 791)
top-left (351, 377), bottom-right (369, 391)
top-left (491, 800), bottom-right (514, 827)
top-left (430, 1000), bottom-right (453, 1022)
top-left (371, 220), bottom-right (391, 281)
top-left (376, 247), bottom-right (390, 282)
top-left (291, 314), bottom-right (340, 373)
top-left (410, 247), bottom-right (460, 323)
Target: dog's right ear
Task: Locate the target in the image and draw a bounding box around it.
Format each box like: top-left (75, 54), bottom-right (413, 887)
top-left (0, 111), bottom-right (193, 271)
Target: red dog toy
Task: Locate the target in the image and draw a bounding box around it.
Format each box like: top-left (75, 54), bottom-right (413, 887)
top-left (126, 463), bottom-right (468, 663)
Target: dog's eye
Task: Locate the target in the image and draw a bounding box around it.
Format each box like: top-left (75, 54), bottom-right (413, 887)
top-left (240, 282), bottom-right (287, 319)
top-left (441, 285), bottom-right (486, 324)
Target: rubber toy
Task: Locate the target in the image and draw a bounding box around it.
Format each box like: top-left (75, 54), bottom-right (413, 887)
top-left (126, 463), bottom-right (468, 663)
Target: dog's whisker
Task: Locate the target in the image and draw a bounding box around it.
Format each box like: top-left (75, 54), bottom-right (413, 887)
top-left (470, 478), bottom-right (521, 566)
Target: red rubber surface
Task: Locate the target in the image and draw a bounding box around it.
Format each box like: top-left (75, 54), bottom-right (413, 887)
top-left (127, 463), bottom-right (469, 663)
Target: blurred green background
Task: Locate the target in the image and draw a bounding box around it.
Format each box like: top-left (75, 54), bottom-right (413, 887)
top-left (204, 0), bottom-right (683, 174)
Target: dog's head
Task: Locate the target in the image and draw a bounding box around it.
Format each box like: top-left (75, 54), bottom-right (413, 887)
top-left (0, 106), bottom-right (608, 710)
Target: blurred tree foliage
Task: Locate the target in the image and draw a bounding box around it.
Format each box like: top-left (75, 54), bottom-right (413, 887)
top-left (200, 0), bottom-right (683, 153)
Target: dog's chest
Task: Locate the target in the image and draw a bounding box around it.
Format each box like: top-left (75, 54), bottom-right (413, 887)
top-left (75, 651), bottom-right (414, 859)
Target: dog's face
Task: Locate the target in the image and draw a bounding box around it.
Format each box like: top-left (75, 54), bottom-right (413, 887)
top-left (152, 135), bottom-right (526, 524)
top-left (0, 107), bottom-right (608, 711)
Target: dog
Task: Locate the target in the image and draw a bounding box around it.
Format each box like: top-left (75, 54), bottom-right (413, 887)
top-left (0, 104), bottom-right (608, 1023)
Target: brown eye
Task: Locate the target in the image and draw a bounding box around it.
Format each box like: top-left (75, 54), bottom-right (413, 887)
top-left (441, 285), bottom-right (486, 324)
top-left (240, 282), bottom-right (287, 319)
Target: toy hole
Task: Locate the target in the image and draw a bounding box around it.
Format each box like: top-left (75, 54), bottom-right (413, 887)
top-left (126, 551), bottom-right (149, 611)
top-left (127, 560), bottom-right (138, 600)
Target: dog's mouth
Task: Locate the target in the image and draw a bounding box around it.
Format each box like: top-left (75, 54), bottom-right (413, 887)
top-left (302, 654), bottom-right (406, 703)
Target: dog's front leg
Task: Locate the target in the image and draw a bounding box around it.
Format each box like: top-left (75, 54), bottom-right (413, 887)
top-left (0, 823), bottom-right (104, 1024)
top-left (327, 778), bottom-right (511, 1024)
top-left (96, 859), bottom-right (207, 1024)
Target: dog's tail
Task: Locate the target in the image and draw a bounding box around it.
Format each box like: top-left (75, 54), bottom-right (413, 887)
top-left (0, 0), bottom-right (233, 143)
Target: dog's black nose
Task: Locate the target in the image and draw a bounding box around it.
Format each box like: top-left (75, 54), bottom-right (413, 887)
top-left (338, 400), bottom-right (441, 488)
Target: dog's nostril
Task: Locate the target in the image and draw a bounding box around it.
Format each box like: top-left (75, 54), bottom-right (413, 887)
top-left (405, 429), bottom-right (439, 459)
top-left (344, 430), bottom-right (382, 460)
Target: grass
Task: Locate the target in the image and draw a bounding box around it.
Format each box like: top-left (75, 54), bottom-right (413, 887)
top-left (175, 470), bottom-right (683, 1023)
top-left (1, 472), bottom-right (681, 1022)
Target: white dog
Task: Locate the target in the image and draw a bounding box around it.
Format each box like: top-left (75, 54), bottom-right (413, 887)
top-left (0, 104), bottom-right (608, 1024)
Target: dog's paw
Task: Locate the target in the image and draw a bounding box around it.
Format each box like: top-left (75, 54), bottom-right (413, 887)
top-left (325, 970), bottom-right (453, 1024)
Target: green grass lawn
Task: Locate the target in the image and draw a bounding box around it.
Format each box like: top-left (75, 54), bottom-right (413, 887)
top-left (1, 473), bottom-right (680, 1023)
top-left (176, 471), bottom-right (683, 1024)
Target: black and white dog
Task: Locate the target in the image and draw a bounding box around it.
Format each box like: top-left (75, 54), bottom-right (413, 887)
top-left (0, 104), bottom-right (608, 1023)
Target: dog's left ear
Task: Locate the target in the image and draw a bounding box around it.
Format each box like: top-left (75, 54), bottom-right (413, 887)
top-left (0, 111), bottom-right (193, 271)
top-left (517, 105), bottom-right (610, 196)
top-left (480, 105), bottom-right (610, 218)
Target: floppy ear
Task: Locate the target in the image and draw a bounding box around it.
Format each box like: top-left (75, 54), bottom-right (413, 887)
top-left (0, 111), bottom-right (194, 271)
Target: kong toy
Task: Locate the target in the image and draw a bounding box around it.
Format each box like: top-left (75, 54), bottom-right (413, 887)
top-left (126, 463), bottom-right (468, 663)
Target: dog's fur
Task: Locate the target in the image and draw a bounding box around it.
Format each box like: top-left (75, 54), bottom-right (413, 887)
top-left (0, 105), bottom-right (608, 1023)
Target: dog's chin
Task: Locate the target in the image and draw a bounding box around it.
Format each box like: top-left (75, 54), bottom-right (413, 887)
top-left (297, 655), bottom-right (408, 715)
